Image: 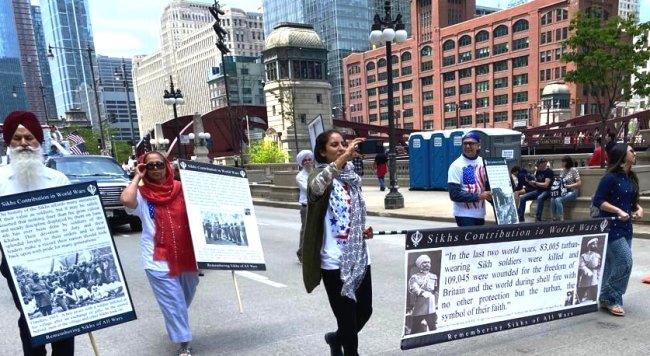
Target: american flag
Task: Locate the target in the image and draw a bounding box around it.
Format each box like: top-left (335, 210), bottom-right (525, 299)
top-left (66, 131), bottom-right (85, 145)
top-left (69, 143), bottom-right (90, 155)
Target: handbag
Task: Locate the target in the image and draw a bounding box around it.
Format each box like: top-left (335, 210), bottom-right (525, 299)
top-left (549, 177), bottom-right (564, 198)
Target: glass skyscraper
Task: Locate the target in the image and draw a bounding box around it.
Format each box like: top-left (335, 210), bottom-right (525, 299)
top-left (0, 0), bottom-right (27, 121)
top-left (31, 4), bottom-right (57, 122)
top-left (262, 0), bottom-right (411, 111)
top-left (40, 0), bottom-right (98, 125)
top-left (96, 55), bottom-right (139, 143)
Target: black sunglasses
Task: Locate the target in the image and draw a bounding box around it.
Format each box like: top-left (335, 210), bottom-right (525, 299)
top-left (146, 162), bottom-right (165, 170)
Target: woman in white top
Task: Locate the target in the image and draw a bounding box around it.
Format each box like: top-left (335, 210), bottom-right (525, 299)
top-left (550, 155), bottom-right (582, 221)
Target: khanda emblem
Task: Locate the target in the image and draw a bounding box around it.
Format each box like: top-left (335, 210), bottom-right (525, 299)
top-left (411, 230), bottom-right (423, 247)
top-left (600, 219), bottom-right (609, 233)
top-left (87, 185), bottom-right (97, 195)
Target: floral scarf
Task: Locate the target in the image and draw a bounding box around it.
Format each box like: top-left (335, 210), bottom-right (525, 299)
top-left (138, 152), bottom-right (197, 276)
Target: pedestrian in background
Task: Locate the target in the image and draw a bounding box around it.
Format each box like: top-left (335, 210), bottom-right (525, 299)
top-left (447, 132), bottom-right (491, 226)
top-left (121, 151), bottom-right (198, 356)
top-left (550, 156), bottom-right (581, 221)
top-left (593, 143), bottom-right (643, 317)
top-left (0, 111), bottom-right (74, 355)
top-left (605, 132), bottom-right (617, 155)
top-left (295, 149), bottom-right (314, 263)
top-left (373, 148), bottom-right (387, 191)
top-left (518, 158), bottom-right (553, 222)
top-left (588, 137), bottom-right (608, 167)
top-left (302, 130), bottom-right (374, 356)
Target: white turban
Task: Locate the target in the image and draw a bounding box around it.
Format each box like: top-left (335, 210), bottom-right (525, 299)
top-left (415, 254), bottom-right (431, 268)
top-left (296, 150), bottom-right (314, 167)
top-left (588, 238), bottom-right (598, 246)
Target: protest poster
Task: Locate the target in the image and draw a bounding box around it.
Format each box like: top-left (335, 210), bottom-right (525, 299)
top-left (484, 158), bottom-right (518, 225)
top-left (178, 160), bottom-right (266, 270)
top-left (308, 114), bottom-right (325, 150)
top-left (401, 219), bottom-right (610, 350)
top-left (0, 182), bottom-right (136, 346)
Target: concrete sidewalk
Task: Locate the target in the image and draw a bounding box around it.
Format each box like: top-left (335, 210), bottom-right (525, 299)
top-left (253, 187), bottom-right (650, 239)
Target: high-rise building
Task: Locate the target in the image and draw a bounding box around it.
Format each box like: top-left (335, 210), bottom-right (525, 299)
top-left (207, 55), bottom-right (266, 109)
top-left (133, 1), bottom-right (265, 135)
top-left (31, 5), bottom-right (57, 122)
top-left (262, 0), bottom-right (412, 113)
top-left (0, 0), bottom-right (27, 121)
top-left (40, 0), bottom-right (98, 124)
top-left (618, 0), bottom-right (640, 21)
top-left (343, 0), bottom-right (620, 131)
top-left (96, 56), bottom-right (139, 143)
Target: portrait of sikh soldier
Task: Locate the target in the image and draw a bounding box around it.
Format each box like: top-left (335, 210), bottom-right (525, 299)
top-left (577, 238), bottom-right (601, 302)
top-left (408, 254), bottom-right (439, 333)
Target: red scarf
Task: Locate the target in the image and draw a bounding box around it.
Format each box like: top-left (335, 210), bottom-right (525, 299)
top-left (138, 152), bottom-right (197, 276)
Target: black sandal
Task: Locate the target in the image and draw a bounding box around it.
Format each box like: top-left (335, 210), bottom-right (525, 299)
top-left (176, 347), bottom-right (192, 356)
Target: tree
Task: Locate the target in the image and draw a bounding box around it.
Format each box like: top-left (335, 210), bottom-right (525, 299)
top-left (247, 139), bottom-right (288, 163)
top-left (562, 8), bottom-right (650, 165)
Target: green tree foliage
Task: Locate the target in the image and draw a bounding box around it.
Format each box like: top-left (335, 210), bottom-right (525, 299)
top-left (563, 9), bottom-right (650, 122)
top-left (247, 139), bottom-right (288, 163)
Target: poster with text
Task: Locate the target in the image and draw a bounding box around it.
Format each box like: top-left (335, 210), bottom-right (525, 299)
top-left (179, 160), bottom-right (266, 270)
top-left (401, 219), bottom-right (610, 350)
top-left (484, 158), bottom-right (518, 225)
top-left (0, 182), bottom-right (136, 346)
top-left (308, 114), bottom-right (325, 150)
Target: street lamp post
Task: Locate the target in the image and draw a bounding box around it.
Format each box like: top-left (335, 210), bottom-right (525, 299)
top-left (369, 0), bottom-right (407, 209)
top-left (48, 44), bottom-right (106, 151)
top-left (163, 76), bottom-right (185, 159)
top-left (114, 58), bottom-right (136, 146)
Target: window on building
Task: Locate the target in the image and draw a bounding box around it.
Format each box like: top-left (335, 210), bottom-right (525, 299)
top-left (494, 42), bottom-right (508, 55)
top-left (444, 102), bottom-right (457, 112)
top-left (513, 91), bottom-right (528, 103)
top-left (378, 72), bottom-right (387, 81)
top-left (444, 118), bottom-right (456, 128)
top-left (403, 108), bottom-right (413, 117)
top-left (421, 76), bottom-right (433, 86)
top-left (423, 105), bottom-right (434, 115)
top-left (444, 87), bottom-right (456, 97)
top-left (494, 77), bottom-right (508, 89)
top-left (366, 61), bottom-right (375, 71)
top-left (493, 60), bottom-right (508, 72)
top-left (459, 51), bottom-right (472, 62)
top-left (369, 113), bottom-right (378, 122)
top-left (442, 55), bottom-right (455, 66)
top-left (380, 99), bottom-right (389, 107)
top-left (421, 61), bottom-right (434, 71)
top-left (424, 120), bottom-right (434, 130)
top-left (494, 94), bottom-right (508, 105)
top-left (378, 58), bottom-right (387, 67)
top-left (476, 30), bottom-right (489, 42)
top-left (443, 72), bottom-right (455, 82)
top-left (476, 80), bottom-right (489, 92)
top-left (403, 94), bottom-right (413, 103)
top-left (402, 80), bottom-right (413, 90)
top-left (459, 67), bottom-right (472, 78)
top-left (460, 115), bottom-right (473, 126)
top-left (368, 101), bottom-right (377, 109)
top-left (494, 25), bottom-right (509, 38)
top-left (401, 52), bottom-right (412, 61)
top-left (443, 39), bottom-right (455, 51)
top-left (476, 97), bottom-right (489, 107)
top-left (460, 100), bottom-right (472, 109)
top-left (494, 111), bottom-right (508, 122)
top-left (512, 37), bottom-right (529, 50)
top-left (367, 88), bottom-right (377, 96)
top-left (513, 19), bottom-right (529, 32)
top-left (460, 83), bottom-right (472, 94)
top-left (367, 75), bottom-right (376, 83)
top-left (476, 47), bottom-right (490, 58)
top-left (422, 91), bottom-right (434, 100)
top-left (476, 64), bottom-right (490, 75)
top-left (459, 34), bottom-right (472, 46)
top-left (392, 55), bottom-right (399, 64)
top-left (316, 94), bottom-right (322, 103)
top-left (513, 109), bottom-right (528, 120)
top-left (380, 112), bottom-right (389, 120)
top-left (512, 55), bottom-right (529, 68)
top-left (421, 46), bottom-right (432, 57)
top-left (513, 73), bottom-right (528, 86)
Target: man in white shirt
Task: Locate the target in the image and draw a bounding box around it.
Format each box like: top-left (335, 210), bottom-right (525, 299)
top-left (447, 132), bottom-right (492, 226)
top-left (71, 282), bottom-right (91, 304)
top-left (295, 150), bottom-right (314, 263)
top-left (0, 111), bottom-right (74, 355)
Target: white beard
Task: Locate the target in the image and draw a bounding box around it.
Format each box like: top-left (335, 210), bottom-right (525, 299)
top-left (8, 145), bottom-right (44, 188)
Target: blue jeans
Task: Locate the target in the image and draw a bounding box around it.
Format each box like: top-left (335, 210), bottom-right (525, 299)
top-left (550, 191), bottom-right (578, 220)
top-left (518, 190), bottom-right (550, 220)
top-left (377, 176), bottom-right (385, 190)
top-left (455, 216), bottom-right (485, 226)
top-left (600, 236), bottom-right (633, 306)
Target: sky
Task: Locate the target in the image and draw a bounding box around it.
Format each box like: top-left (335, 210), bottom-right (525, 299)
top-left (33, 0), bottom-right (650, 58)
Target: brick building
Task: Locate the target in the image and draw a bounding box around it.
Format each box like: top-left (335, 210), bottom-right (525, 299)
top-left (343, 0), bottom-right (619, 131)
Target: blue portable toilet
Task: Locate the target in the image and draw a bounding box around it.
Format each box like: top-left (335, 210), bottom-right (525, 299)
top-left (429, 131), bottom-right (448, 189)
top-left (408, 132), bottom-right (434, 190)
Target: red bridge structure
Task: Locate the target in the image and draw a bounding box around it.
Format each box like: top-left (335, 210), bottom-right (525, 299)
top-left (521, 109), bottom-right (650, 155)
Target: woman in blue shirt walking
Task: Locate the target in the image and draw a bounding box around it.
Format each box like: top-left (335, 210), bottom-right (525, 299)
top-left (592, 143), bottom-right (644, 316)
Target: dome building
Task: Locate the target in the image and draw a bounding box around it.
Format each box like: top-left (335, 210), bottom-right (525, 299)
top-left (263, 23), bottom-right (333, 158)
top-left (540, 81), bottom-right (571, 125)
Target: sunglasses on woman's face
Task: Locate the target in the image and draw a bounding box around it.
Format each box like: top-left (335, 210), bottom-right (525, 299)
top-left (145, 162), bottom-right (165, 170)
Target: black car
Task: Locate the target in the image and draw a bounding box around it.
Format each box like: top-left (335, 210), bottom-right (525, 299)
top-left (45, 155), bottom-right (142, 231)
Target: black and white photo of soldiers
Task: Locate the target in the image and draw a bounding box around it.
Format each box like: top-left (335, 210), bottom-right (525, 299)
top-left (201, 211), bottom-right (249, 247)
top-left (404, 251), bottom-right (441, 336)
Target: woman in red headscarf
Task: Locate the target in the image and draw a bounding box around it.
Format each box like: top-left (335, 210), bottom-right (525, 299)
top-left (120, 151), bottom-right (198, 356)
